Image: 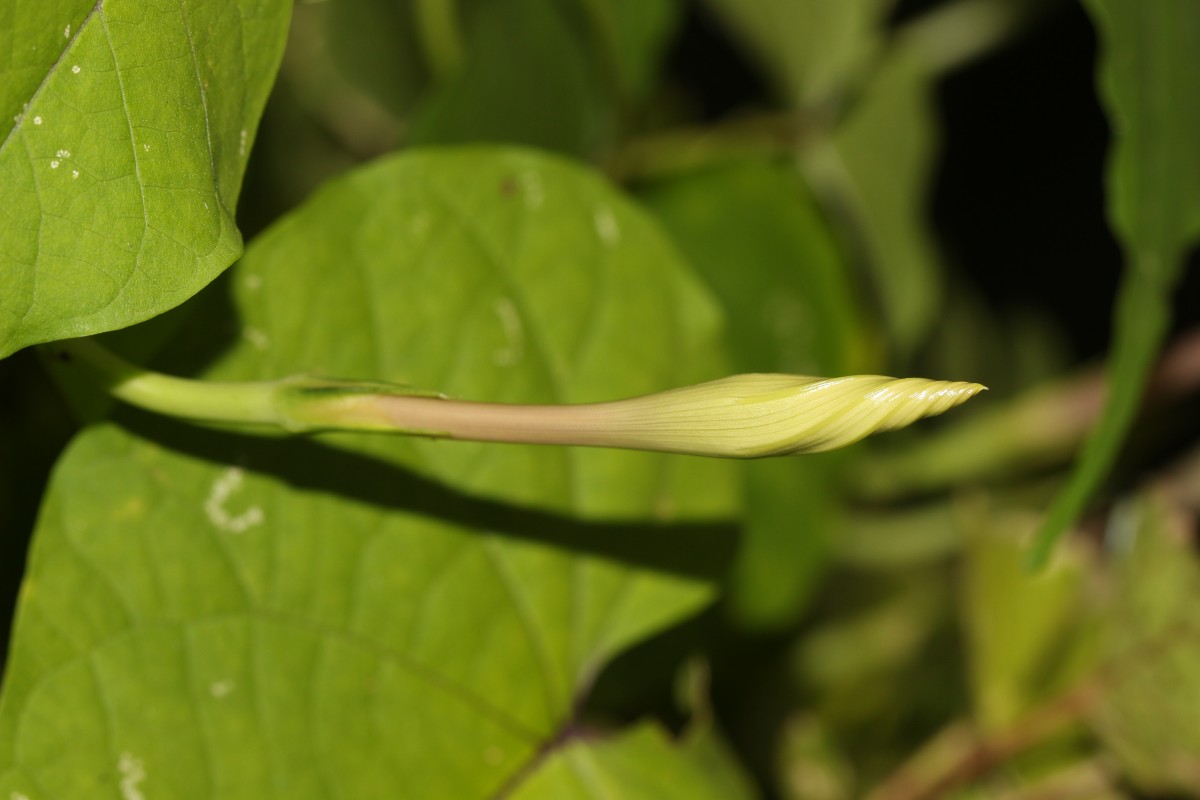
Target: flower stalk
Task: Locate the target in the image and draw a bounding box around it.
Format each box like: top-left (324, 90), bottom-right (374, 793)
top-left (50, 338), bottom-right (984, 458)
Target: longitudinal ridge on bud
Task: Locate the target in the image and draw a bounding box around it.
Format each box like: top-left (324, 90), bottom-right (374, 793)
top-left (54, 340), bottom-right (984, 458)
top-left (338, 373), bottom-right (987, 458)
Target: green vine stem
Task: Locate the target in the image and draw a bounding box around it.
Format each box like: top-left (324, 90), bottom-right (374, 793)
top-left (47, 338), bottom-right (984, 459)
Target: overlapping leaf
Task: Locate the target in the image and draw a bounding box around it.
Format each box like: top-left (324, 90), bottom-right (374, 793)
top-left (0, 0), bottom-right (291, 358)
top-left (0, 149), bottom-right (742, 797)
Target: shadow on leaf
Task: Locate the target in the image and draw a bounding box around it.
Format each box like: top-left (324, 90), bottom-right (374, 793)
top-left (114, 407), bottom-right (740, 583)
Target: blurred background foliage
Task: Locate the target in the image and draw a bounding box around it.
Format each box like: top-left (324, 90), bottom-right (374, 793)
top-left (4, 0), bottom-right (1200, 796)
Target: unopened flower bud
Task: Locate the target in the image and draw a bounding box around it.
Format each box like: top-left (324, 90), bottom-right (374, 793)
top-left (350, 373), bottom-right (986, 458)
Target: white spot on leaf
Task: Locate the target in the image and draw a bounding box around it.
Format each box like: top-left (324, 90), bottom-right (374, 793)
top-left (72, 64), bottom-right (81, 74)
top-left (242, 327), bottom-right (269, 350)
top-left (521, 171), bottom-right (544, 209)
top-left (238, 128), bottom-right (248, 157)
top-left (56, 149), bottom-right (70, 158)
top-left (142, 143), bottom-right (150, 152)
top-left (64, 24), bottom-right (70, 38)
top-left (49, 160), bottom-right (59, 169)
top-left (118, 752), bottom-right (146, 800)
top-left (11, 792), bottom-right (31, 800)
top-left (592, 206), bottom-right (619, 246)
top-left (492, 297), bottom-right (524, 366)
top-left (71, 170), bottom-right (79, 179)
top-left (209, 679), bottom-right (235, 698)
top-left (32, 116), bottom-right (42, 126)
top-left (204, 467), bottom-right (264, 534)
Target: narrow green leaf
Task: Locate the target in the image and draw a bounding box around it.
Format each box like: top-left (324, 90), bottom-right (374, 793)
top-left (1030, 0), bottom-right (1200, 566)
top-left (0, 0), bottom-right (291, 358)
top-left (0, 148), bottom-right (741, 796)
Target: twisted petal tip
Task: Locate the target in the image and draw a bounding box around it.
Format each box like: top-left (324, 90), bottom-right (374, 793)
top-left (591, 373), bottom-right (987, 458)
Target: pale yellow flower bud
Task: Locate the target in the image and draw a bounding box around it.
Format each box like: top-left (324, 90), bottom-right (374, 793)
top-left (360, 374), bottom-right (986, 458)
top-left (54, 341), bottom-right (984, 457)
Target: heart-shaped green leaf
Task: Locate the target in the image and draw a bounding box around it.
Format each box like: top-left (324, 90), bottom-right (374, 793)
top-left (0, 0), bottom-right (291, 358)
top-left (0, 148), bottom-right (741, 797)
top-left (209, 147), bottom-right (736, 518)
